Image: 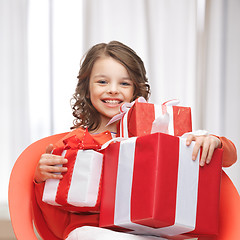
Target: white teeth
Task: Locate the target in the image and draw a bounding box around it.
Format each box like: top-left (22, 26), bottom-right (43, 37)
top-left (104, 100), bottom-right (120, 104)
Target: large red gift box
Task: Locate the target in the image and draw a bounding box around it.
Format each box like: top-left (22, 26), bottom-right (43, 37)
top-left (116, 99), bottom-right (192, 138)
top-left (99, 133), bottom-right (222, 239)
top-left (42, 134), bottom-right (103, 212)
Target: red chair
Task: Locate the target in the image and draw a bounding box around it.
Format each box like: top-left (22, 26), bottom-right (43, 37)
top-left (8, 134), bottom-right (240, 240)
top-left (217, 170), bottom-right (240, 239)
top-left (8, 133), bottom-right (67, 240)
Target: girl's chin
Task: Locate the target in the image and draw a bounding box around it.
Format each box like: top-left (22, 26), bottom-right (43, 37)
top-left (103, 108), bottom-right (120, 117)
top-left (101, 112), bottom-right (119, 121)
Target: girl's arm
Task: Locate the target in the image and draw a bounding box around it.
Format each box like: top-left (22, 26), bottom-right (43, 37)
top-left (218, 136), bottom-right (237, 167)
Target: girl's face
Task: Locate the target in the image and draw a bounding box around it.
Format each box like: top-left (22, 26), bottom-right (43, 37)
top-left (89, 57), bottom-right (134, 126)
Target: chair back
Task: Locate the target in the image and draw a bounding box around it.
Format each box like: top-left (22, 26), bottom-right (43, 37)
top-left (8, 133), bottom-right (67, 240)
top-left (217, 170), bottom-right (240, 240)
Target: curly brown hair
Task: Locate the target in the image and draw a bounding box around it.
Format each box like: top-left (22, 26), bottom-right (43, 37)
top-left (71, 41), bottom-right (150, 131)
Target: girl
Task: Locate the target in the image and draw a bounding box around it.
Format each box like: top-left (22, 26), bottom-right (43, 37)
top-left (34, 41), bottom-right (237, 240)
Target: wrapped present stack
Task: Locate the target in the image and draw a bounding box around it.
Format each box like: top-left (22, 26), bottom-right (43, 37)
top-left (99, 98), bottom-right (223, 239)
top-left (41, 97), bottom-right (223, 239)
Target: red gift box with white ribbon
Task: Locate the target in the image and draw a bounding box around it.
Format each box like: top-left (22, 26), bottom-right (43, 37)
top-left (42, 133), bottom-right (103, 212)
top-left (99, 133), bottom-right (222, 239)
top-left (108, 97), bottom-right (192, 138)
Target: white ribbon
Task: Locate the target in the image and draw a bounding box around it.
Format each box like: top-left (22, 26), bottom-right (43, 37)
top-left (120, 108), bottom-right (131, 138)
top-left (67, 150), bottom-right (103, 207)
top-left (151, 100), bottom-right (180, 135)
top-left (151, 106), bottom-right (170, 135)
top-left (114, 136), bottom-right (200, 237)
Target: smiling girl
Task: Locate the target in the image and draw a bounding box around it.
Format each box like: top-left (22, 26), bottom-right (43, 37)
top-left (71, 41), bottom-right (150, 134)
top-left (34, 41), bottom-right (237, 240)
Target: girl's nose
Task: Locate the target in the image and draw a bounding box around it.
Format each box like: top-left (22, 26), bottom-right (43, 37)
top-left (107, 83), bottom-right (119, 94)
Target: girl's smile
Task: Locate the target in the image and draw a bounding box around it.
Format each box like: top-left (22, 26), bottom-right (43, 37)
top-left (101, 98), bottom-right (123, 106)
top-left (89, 57), bottom-right (134, 128)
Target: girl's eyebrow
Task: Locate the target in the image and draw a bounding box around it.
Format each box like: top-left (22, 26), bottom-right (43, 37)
top-left (93, 74), bottom-right (107, 79)
top-left (93, 74), bottom-right (132, 80)
top-left (121, 76), bottom-right (132, 80)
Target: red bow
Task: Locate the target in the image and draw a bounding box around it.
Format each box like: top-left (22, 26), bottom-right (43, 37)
top-left (63, 129), bottom-right (101, 150)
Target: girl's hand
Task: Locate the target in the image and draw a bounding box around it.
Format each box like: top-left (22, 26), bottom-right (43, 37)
top-left (34, 144), bottom-right (68, 183)
top-left (186, 135), bottom-right (222, 166)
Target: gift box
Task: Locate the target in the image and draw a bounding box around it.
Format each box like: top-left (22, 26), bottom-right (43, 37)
top-left (42, 133), bottom-right (103, 212)
top-left (99, 133), bottom-right (222, 239)
top-left (114, 98), bottom-right (192, 138)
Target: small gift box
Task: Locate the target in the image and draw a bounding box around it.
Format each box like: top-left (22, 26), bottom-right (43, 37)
top-left (99, 133), bottom-right (222, 239)
top-left (108, 98), bottom-right (192, 138)
top-left (42, 131), bottom-right (103, 212)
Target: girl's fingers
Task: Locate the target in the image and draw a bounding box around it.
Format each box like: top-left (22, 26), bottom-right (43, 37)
top-left (186, 135), bottom-right (221, 166)
top-left (44, 165), bottom-right (68, 174)
top-left (192, 140), bottom-right (203, 161)
top-left (206, 143), bottom-right (215, 164)
top-left (199, 136), bottom-right (220, 166)
top-left (39, 172), bottom-right (64, 182)
top-left (45, 172), bottom-right (65, 180)
top-left (199, 144), bottom-right (209, 167)
top-left (199, 137), bottom-right (212, 166)
top-left (186, 134), bottom-right (195, 146)
top-left (35, 153), bottom-right (68, 183)
top-left (40, 154), bottom-right (68, 165)
top-left (38, 159), bottom-right (68, 175)
top-left (35, 164), bottom-right (68, 182)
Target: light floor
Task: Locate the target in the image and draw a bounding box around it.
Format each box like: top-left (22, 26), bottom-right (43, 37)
top-left (0, 203), bottom-right (16, 240)
top-left (0, 219), bottom-right (16, 240)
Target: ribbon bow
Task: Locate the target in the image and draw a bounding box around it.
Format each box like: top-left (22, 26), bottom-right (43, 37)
top-left (151, 99), bottom-right (180, 134)
top-left (63, 129), bottom-right (101, 150)
top-left (106, 97), bottom-right (147, 126)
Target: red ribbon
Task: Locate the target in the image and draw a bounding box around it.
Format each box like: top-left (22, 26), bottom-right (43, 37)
top-left (63, 129), bottom-right (101, 150)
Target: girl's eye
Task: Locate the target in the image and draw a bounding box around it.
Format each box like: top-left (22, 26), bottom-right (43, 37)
top-left (97, 79), bottom-right (107, 84)
top-left (120, 81), bottom-right (132, 86)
